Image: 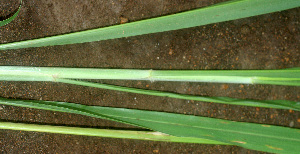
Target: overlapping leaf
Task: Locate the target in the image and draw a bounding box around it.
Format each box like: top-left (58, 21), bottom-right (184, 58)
top-left (1, 98), bottom-right (299, 153)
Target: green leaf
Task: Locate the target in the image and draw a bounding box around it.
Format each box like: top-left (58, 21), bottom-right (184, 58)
top-left (57, 79), bottom-right (300, 111)
top-left (0, 66), bottom-right (299, 86)
top-left (0, 0), bottom-right (299, 50)
top-left (1, 97), bottom-right (299, 153)
top-left (0, 122), bottom-right (227, 145)
top-left (1, 66), bottom-right (299, 110)
top-left (0, 0), bottom-right (22, 27)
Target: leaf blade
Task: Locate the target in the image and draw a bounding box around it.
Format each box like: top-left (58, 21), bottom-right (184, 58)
top-left (57, 79), bottom-right (300, 111)
top-left (0, 122), bottom-right (227, 145)
top-left (0, 0), bottom-right (299, 50)
top-left (0, 98), bottom-right (299, 153)
top-left (0, 66), bottom-right (299, 86)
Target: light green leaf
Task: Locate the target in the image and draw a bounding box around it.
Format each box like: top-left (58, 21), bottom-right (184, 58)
top-left (0, 122), bottom-right (227, 145)
top-left (0, 66), bottom-right (299, 86)
top-left (1, 66), bottom-right (299, 110)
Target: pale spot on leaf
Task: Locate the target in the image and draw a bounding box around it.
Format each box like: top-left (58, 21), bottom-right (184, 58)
top-left (232, 141), bottom-right (246, 144)
top-left (147, 132), bottom-right (168, 136)
top-left (261, 125), bottom-right (271, 127)
top-left (220, 121), bottom-right (229, 124)
top-left (266, 145), bottom-right (283, 150)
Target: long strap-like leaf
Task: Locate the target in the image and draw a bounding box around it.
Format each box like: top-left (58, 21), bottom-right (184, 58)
top-left (0, 0), bottom-right (299, 50)
top-left (1, 66), bottom-right (299, 110)
top-left (56, 79), bottom-right (300, 111)
top-left (0, 97), bottom-right (299, 153)
top-left (0, 122), bottom-right (227, 145)
top-left (0, 66), bottom-right (299, 86)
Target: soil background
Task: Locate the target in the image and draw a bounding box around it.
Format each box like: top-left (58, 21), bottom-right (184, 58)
top-left (0, 0), bottom-right (299, 153)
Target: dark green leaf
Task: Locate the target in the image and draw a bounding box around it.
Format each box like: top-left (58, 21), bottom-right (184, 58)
top-left (0, 0), bottom-right (22, 27)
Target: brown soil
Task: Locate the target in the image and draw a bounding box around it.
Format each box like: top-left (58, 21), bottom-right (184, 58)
top-left (0, 0), bottom-right (299, 153)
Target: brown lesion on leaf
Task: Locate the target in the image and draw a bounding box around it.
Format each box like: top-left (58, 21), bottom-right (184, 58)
top-left (266, 145), bottom-right (283, 150)
top-left (261, 125), bottom-right (271, 127)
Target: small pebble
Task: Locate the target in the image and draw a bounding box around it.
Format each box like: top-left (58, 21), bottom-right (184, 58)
top-left (169, 49), bottom-right (173, 55)
top-left (241, 25), bottom-right (250, 34)
top-left (120, 16), bottom-right (129, 24)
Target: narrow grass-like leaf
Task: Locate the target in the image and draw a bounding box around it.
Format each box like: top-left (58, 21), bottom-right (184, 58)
top-left (0, 66), bottom-right (299, 86)
top-left (0, 122), bottom-right (227, 144)
top-left (1, 66), bottom-right (299, 110)
top-left (56, 79), bottom-right (300, 111)
top-left (0, 98), bottom-right (299, 153)
top-left (0, 0), bottom-right (299, 50)
top-left (0, 0), bottom-right (22, 27)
